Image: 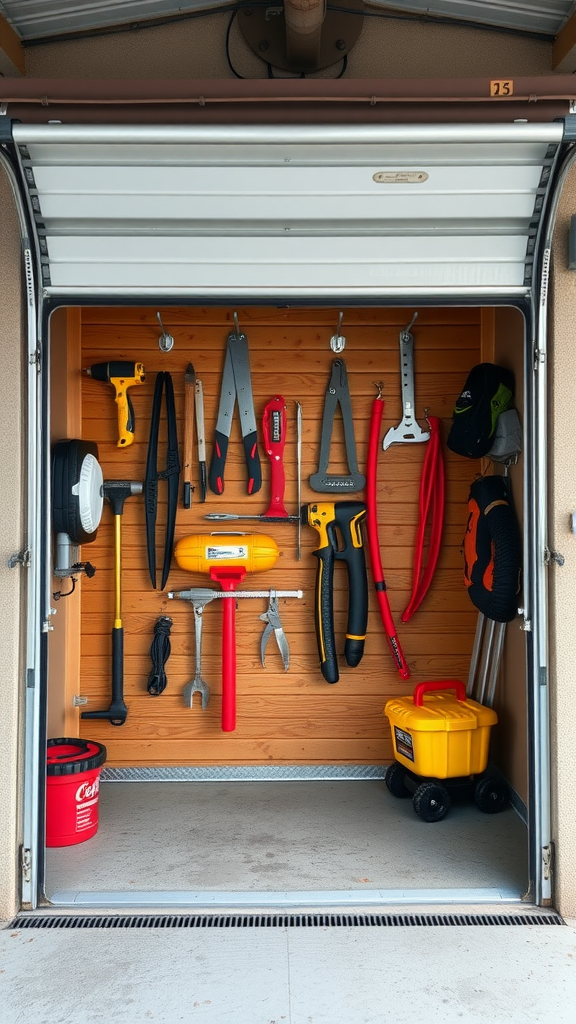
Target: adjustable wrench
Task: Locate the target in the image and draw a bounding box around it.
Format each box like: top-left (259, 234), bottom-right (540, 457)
top-left (181, 597), bottom-right (213, 710)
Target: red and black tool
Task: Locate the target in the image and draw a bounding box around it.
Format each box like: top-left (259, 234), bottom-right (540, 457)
top-left (262, 395), bottom-right (288, 518)
top-left (366, 384), bottom-right (410, 679)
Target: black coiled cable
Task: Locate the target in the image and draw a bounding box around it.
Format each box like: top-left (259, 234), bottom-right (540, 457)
top-left (147, 616), bottom-right (173, 695)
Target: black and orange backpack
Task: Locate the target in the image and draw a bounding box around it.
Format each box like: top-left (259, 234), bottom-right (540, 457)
top-left (463, 475), bottom-right (521, 622)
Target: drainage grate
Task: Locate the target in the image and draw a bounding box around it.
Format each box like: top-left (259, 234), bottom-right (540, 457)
top-left (9, 912), bottom-right (563, 930)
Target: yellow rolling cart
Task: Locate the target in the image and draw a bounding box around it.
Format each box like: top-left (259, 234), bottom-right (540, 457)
top-left (384, 681), bottom-right (508, 822)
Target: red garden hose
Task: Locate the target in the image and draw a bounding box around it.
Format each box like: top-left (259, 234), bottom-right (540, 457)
top-left (366, 387), bottom-right (410, 679)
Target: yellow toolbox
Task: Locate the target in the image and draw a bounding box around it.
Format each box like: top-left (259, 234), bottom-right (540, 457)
top-left (384, 680), bottom-right (498, 780)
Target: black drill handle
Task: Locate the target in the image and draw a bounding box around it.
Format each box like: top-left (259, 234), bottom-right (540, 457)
top-left (124, 390), bottom-right (135, 440)
top-left (209, 429), bottom-right (229, 494)
top-left (333, 502), bottom-right (368, 668)
top-left (313, 544), bottom-right (339, 684)
top-left (81, 626), bottom-right (128, 726)
top-left (242, 429), bottom-right (262, 495)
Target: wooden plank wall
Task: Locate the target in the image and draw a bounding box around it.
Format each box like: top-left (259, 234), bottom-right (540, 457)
top-left (79, 307), bottom-right (482, 766)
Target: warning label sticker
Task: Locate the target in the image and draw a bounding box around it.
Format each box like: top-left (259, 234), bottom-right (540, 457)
top-left (394, 726), bottom-right (415, 762)
top-left (206, 546), bottom-right (248, 561)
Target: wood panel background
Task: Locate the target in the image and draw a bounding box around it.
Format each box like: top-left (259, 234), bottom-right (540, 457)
top-left (78, 306), bottom-right (483, 766)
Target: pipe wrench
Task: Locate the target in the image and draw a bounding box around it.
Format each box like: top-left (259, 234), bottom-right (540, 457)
top-left (209, 318), bottom-right (261, 495)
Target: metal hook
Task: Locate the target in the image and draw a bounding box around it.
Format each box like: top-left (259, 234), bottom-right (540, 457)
top-left (233, 311), bottom-right (241, 335)
top-left (330, 311), bottom-right (346, 353)
top-left (373, 381), bottom-right (384, 400)
top-left (156, 311), bottom-right (174, 353)
top-left (401, 311), bottom-right (418, 339)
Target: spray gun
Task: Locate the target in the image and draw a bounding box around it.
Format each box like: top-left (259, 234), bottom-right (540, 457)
top-left (84, 361), bottom-right (146, 448)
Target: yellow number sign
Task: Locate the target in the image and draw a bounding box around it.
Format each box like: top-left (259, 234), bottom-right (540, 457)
top-left (490, 80), bottom-right (514, 97)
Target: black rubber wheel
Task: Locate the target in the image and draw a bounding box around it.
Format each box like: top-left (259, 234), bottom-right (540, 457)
top-left (474, 774), bottom-right (509, 814)
top-left (385, 761), bottom-right (410, 798)
top-left (413, 781), bottom-right (451, 822)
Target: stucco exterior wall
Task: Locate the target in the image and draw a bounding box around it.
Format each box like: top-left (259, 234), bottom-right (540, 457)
top-left (549, 167), bottom-right (576, 919)
top-left (0, 165), bottom-right (25, 921)
top-left (23, 14), bottom-right (553, 79)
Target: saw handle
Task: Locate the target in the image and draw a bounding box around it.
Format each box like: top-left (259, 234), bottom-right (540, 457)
top-left (243, 430), bottom-right (261, 496)
top-left (313, 543), bottom-right (339, 684)
top-left (333, 503), bottom-right (368, 668)
top-left (209, 429), bottom-right (229, 495)
top-left (263, 397), bottom-right (288, 516)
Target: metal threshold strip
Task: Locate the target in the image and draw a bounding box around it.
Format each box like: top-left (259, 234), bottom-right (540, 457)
top-left (10, 911), bottom-right (562, 929)
top-left (46, 888), bottom-right (524, 908)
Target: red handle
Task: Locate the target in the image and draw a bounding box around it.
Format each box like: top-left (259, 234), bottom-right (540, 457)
top-left (263, 396), bottom-right (288, 518)
top-left (210, 567), bottom-right (246, 732)
top-left (413, 679), bottom-right (466, 707)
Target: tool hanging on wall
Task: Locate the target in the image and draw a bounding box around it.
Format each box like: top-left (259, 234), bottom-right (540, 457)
top-left (302, 500), bottom-right (368, 684)
top-left (259, 590), bottom-right (290, 670)
top-left (195, 378), bottom-right (207, 503)
top-left (382, 314), bottom-right (430, 450)
top-left (179, 594), bottom-right (212, 711)
top-left (51, 439), bottom-right (103, 598)
top-left (296, 401), bottom-right (303, 560)
top-left (147, 616), bottom-right (173, 696)
top-left (310, 359), bottom-right (365, 493)
top-left (173, 534), bottom-right (280, 731)
top-left (81, 480), bottom-right (142, 727)
top-left (83, 361), bottom-right (146, 448)
top-left (262, 396), bottom-right (288, 518)
top-left (169, 586), bottom-right (302, 690)
top-left (209, 313), bottom-right (261, 496)
top-left (144, 371), bottom-right (180, 590)
top-left (402, 414), bottom-right (445, 623)
top-left (182, 363), bottom-right (195, 509)
top-left (366, 385), bottom-right (410, 679)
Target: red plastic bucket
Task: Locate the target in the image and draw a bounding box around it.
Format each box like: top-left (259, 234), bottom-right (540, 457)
top-left (46, 738), bottom-right (107, 848)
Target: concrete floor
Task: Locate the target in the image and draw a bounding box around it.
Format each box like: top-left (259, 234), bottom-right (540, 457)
top-left (2, 920), bottom-right (576, 1024)
top-left (45, 781), bottom-right (527, 903)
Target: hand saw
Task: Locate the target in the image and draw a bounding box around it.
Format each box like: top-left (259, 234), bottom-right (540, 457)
top-left (209, 320), bottom-right (262, 496)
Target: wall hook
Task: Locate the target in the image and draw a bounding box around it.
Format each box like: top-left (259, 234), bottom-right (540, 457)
top-left (156, 311), bottom-right (174, 353)
top-left (330, 311), bottom-right (346, 353)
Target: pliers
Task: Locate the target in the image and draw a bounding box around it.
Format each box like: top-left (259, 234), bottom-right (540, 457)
top-left (259, 591), bottom-right (290, 671)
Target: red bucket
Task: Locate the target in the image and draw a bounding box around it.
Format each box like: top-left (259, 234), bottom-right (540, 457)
top-left (46, 738), bottom-right (107, 848)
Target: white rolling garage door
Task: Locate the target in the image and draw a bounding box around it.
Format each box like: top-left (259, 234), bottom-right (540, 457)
top-left (12, 122), bottom-right (563, 301)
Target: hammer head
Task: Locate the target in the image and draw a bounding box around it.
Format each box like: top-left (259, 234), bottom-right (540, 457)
top-left (103, 480), bottom-right (143, 516)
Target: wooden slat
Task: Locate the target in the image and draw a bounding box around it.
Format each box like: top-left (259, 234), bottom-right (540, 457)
top-left (78, 304), bottom-right (481, 766)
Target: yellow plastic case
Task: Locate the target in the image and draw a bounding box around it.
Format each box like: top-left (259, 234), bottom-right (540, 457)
top-left (384, 680), bottom-right (498, 780)
top-left (175, 533), bottom-right (279, 574)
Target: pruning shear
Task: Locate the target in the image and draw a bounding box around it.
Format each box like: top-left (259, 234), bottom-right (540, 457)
top-left (209, 313), bottom-right (262, 496)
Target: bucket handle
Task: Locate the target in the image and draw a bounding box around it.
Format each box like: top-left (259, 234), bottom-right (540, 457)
top-left (413, 680), bottom-right (466, 707)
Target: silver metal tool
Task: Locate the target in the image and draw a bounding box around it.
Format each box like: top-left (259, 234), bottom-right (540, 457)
top-left (181, 597), bottom-right (212, 710)
top-left (296, 400), bottom-right (303, 560)
top-left (309, 359), bottom-right (365, 493)
top-left (259, 590), bottom-right (290, 670)
top-left (169, 588), bottom-right (303, 601)
top-left (383, 313), bottom-right (430, 450)
top-left (209, 311), bottom-right (261, 495)
top-left (195, 378), bottom-right (207, 502)
top-left (156, 311), bottom-right (174, 353)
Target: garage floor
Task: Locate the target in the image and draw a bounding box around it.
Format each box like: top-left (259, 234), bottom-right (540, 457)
top-left (45, 781), bottom-right (527, 904)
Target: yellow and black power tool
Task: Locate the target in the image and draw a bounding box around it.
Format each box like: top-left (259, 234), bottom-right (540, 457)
top-left (84, 361), bottom-right (146, 448)
top-left (302, 500), bottom-right (368, 684)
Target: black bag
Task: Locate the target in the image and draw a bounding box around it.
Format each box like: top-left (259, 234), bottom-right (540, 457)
top-left (447, 363), bottom-right (515, 459)
top-left (463, 475), bottom-right (521, 622)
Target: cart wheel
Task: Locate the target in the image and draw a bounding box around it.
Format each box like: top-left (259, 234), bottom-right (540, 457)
top-left (474, 774), bottom-right (509, 814)
top-left (385, 762), bottom-right (410, 798)
top-left (413, 782), bottom-right (451, 822)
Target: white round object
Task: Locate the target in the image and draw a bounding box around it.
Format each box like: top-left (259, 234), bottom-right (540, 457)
top-left (72, 453), bottom-right (104, 534)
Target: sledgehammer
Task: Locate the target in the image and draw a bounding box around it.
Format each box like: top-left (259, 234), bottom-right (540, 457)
top-left (82, 480), bottom-right (142, 726)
